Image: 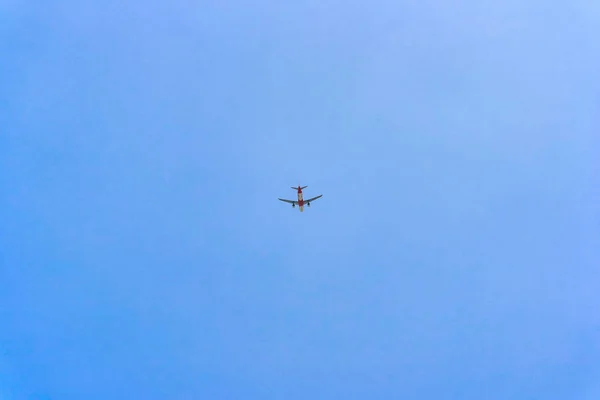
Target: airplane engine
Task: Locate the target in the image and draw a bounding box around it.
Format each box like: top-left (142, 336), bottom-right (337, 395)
top-left (307, 202), bottom-right (311, 207)
top-left (292, 204), bottom-right (295, 208)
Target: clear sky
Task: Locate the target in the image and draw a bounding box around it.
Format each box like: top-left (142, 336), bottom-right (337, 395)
top-left (1, 1), bottom-right (599, 399)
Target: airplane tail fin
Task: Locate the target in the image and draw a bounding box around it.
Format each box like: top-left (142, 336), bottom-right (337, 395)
top-left (291, 186), bottom-right (308, 190)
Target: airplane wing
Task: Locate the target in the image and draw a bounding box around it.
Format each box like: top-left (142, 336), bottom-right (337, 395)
top-left (278, 198), bottom-right (296, 204)
top-left (304, 195), bottom-right (323, 203)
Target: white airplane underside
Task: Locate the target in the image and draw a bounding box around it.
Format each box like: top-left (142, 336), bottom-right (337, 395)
top-left (278, 186), bottom-right (322, 212)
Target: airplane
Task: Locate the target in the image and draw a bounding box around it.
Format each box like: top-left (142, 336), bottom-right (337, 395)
top-left (278, 185), bottom-right (323, 212)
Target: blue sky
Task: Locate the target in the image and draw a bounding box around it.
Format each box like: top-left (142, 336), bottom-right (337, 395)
top-left (1, 1), bottom-right (599, 399)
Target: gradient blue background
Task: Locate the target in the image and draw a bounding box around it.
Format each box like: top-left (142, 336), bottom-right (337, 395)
top-left (1, 1), bottom-right (599, 399)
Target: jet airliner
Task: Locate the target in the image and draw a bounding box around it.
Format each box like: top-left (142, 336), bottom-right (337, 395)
top-left (278, 186), bottom-right (322, 212)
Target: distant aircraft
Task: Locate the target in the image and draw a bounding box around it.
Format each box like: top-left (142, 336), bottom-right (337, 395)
top-left (278, 185), bottom-right (323, 212)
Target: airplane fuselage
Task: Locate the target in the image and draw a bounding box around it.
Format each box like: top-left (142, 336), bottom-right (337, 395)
top-left (296, 186), bottom-right (305, 212)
